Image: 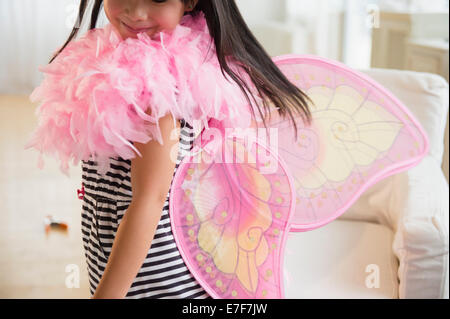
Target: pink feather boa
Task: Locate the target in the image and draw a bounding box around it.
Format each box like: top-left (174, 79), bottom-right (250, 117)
top-left (24, 11), bottom-right (255, 176)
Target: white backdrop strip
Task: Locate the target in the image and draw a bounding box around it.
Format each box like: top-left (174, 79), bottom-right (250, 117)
top-left (2, 0), bottom-right (447, 95)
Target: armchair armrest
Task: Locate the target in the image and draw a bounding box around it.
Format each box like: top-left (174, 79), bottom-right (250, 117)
top-left (389, 156), bottom-right (449, 298)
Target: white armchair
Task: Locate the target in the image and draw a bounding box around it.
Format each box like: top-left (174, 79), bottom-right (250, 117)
top-left (284, 69), bottom-right (449, 299)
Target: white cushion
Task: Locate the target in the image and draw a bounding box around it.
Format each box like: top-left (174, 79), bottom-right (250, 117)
top-left (284, 219), bottom-right (399, 298)
top-left (326, 156), bottom-right (449, 298)
top-left (390, 156), bottom-right (449, 298)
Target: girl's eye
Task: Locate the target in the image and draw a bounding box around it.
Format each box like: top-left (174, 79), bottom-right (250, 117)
top-left (152, 0), bottom-right (167, 3)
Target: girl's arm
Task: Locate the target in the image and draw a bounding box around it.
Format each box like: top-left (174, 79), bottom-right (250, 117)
top-left (92, 114), bottom-right (181, 299)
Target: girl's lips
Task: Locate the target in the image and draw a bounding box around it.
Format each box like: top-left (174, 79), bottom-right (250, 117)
top-left (121, 21), bottom-right (154, 33)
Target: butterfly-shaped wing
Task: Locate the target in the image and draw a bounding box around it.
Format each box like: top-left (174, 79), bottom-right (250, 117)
top-left (170, 120), bottom-right (295, 299)
top-left (265, 55), bottom-right (429, 232)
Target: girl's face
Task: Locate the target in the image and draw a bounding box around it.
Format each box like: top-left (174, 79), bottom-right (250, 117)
top-left (104, 0), bottom-right (197, 40)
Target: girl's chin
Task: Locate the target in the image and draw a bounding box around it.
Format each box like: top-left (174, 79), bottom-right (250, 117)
top-left (115, 22), bottom-right (151, 39)
top-left (120, 27), bottom-right (161, 41)
top-left (110, 22), bottom-right (163, 41)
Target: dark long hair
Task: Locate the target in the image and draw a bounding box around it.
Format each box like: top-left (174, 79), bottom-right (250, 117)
top-left (50, 0), bottom-right (313, 139)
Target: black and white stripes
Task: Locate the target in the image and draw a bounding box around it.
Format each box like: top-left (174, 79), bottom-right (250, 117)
top-left (80, 119), bottom-right (211, 299)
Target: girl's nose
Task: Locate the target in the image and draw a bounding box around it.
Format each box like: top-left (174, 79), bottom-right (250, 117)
top-left (125, 3), bottom-right (149, 22)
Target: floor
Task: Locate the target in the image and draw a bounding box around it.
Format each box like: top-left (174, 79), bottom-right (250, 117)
top-left (0, 95), bottom-right (90, 298)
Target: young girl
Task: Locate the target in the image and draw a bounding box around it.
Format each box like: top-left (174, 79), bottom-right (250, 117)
top-left (27, 0), bottom-right (312, 299)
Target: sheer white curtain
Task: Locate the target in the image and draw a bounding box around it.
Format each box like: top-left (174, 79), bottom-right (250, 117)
top-left (237, 0), bottom-right (393, 69)
top-left (0, 0), bottom-right (108, 95)
top-left (286, 0), bottom-right (384, 69)
top-left (237, 0), bottom-right (347, 61)
top-left (286, 0), bottom-right (345, 60)
top-left (235, 0), bottom-right (287, 23)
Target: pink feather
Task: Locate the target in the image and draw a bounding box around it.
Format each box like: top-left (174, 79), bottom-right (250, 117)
top-left (24, 11), bottom-right (253, 177)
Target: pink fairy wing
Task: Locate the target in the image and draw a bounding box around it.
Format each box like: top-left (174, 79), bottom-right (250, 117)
top-left (267, 54), bottom-right (429, 232)
top-left (170, 120), bottom-right (295, 299)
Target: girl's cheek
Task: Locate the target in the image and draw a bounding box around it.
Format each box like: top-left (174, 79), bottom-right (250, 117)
top-left (104, 0), bottom-right (123, 22)
top-left (159, 12), bottom-right (182, 31)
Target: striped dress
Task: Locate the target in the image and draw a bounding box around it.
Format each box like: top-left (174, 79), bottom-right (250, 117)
top-left (80, 119), bottom-right (211, 299)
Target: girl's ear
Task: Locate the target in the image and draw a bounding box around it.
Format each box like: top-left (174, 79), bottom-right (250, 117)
top-left (185, 0), bottom-right (199, 12)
